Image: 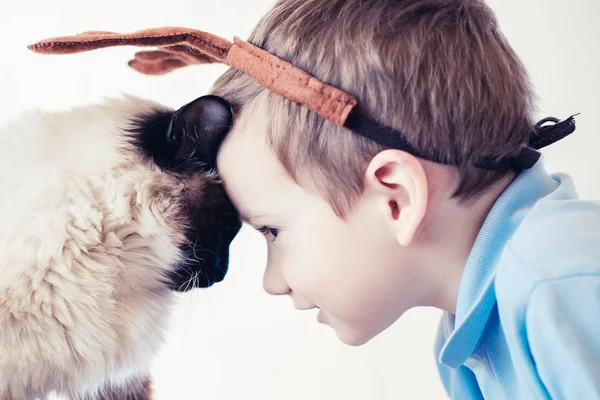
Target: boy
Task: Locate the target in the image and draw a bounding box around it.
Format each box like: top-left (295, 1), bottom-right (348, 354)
top-left (211, 0), bottom-right (600, 398)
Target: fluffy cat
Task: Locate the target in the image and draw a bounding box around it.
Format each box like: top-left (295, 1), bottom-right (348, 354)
top-left (0, 94), bottom-right (241, 399)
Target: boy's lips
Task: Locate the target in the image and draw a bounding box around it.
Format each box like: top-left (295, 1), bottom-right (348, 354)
top-left (290, 297), bottom-right (325, 323)
top-left (317, 309), bottom-right (326, 324)
top-left (291, 296), bottom-right (317, 311)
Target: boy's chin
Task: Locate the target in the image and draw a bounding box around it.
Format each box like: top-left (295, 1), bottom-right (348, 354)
top-left (331, 323), bottom-right (381, 347)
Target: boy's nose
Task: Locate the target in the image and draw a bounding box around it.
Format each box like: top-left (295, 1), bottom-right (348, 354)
top-left (263, 262), bottom-right (290, 296)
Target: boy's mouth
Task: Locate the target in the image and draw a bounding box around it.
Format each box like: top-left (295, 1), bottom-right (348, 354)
top-left (317, 309), bottom-right (326, 324)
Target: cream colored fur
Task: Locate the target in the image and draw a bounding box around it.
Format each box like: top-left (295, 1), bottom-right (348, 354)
top-left (0, 96), bottom-right (211, 399)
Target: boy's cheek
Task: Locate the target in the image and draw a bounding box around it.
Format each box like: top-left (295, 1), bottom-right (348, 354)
top-left (324, 286), bottom-right (404, 344)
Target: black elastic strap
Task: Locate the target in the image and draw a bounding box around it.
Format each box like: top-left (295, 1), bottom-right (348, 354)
top-left (343, 109), bottom-right (578, 171)
top-left (529, 114), bottom-right (579, 150)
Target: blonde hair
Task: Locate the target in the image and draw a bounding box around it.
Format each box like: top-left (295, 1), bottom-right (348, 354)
top-left (210, 0), bottom-right (535, 217)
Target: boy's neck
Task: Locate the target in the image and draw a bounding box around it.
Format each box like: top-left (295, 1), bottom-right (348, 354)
top-left (414, 167), bottom-right (516, 314)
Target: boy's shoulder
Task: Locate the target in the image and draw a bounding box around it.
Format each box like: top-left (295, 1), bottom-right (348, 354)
top-left (437, 164), bottom-right (600, 399)
top-left (506, 171), bottom-right (600, 279)
top-left (495, 170), bottom-right (600, 312)
top-left (491, 171), bottom-right (600, 399)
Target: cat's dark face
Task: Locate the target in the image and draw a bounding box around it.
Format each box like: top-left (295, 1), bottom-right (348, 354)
top-left (127, 96), bottom-right (242, 291)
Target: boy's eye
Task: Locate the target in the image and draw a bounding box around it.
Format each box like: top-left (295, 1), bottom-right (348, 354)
top-left (258, 226), bottom-right (280, 240)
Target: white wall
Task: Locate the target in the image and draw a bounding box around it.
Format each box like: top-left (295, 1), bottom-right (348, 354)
top-left (1, 1), bottom-right (598, 399)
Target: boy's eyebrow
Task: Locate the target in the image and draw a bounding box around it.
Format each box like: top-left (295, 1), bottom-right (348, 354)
top-left (238, 209), bottom-right (265, 224)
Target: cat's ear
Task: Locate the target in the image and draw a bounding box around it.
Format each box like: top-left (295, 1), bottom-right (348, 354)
top-left (166, 95), bottom-right (233, 170)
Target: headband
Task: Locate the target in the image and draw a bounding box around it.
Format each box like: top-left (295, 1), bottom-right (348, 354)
top-left (28, 27), bottom-right (578, 171)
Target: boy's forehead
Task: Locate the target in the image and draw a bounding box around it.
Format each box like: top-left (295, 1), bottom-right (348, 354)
top-left (216, 118), bottom-right (293, 218)
top-left (218, 115), bottom-right (271, 181)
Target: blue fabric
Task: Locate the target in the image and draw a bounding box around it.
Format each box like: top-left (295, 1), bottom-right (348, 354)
top-left (435, 158), bottom-right (600, 399)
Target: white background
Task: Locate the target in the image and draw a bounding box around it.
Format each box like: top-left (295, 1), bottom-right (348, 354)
top-left (1, 1), bottom-right (598, 399)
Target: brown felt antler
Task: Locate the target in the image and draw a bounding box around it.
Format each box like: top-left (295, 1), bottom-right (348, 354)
top-left (128, 46), bottom-right (220, 75)
top-left (28, 27), bottom-right (357, 127)
top-left (27, 26), bottom-right (578, 172)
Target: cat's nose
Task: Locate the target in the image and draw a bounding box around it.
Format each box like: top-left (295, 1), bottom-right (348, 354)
top-left (168, 213), bottom-right (241, 292)
top-left (207, 216), bottom-right (242, 286)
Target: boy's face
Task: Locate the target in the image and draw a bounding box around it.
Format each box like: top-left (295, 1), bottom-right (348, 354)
top-left (217, 119), bottom-right (425, 346)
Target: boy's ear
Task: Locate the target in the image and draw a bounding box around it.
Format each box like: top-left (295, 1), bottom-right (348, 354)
top-left (364, 150), bottom-right (428, 246)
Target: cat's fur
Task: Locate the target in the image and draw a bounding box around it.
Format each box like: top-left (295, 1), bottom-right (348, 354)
top-left (0, 95), bottom-right (241, 399)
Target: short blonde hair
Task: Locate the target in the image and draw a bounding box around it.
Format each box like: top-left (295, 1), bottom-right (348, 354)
top-left (210, 0), bottom-right (535, 217)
